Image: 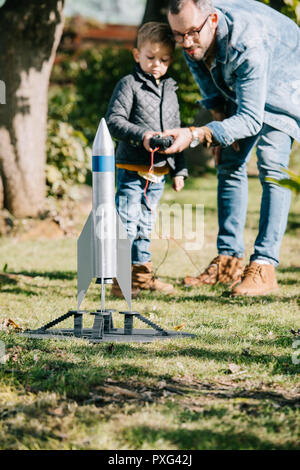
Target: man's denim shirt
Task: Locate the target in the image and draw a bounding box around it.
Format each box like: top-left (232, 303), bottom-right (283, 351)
top-left (184, 0), bottom-right (300, 147)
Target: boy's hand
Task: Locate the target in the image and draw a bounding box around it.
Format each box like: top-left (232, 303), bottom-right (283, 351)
top-left (143, 131), bottom-right (159, 152)
top-left (173, 176), bottom-right (184, 192)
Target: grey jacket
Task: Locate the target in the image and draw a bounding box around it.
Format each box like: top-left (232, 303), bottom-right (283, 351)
top-left (105, 65), bottom-right (188, 178)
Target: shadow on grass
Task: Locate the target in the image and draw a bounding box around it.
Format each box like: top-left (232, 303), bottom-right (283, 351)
top-left (2, 355), bottom-right (167, 402)
top-left (0, 271), bottom-right (76, 297)
top-left (152, 291), bottom-right (300, 305)
top-left (278, 279), bottom-right (299, 286)
top-left (0, 287), bottom-right (39, 297)
top-left (13, 270), bottom-right (76, 281)
top-left (286, 212), bottom-right (300, 234)
top-left (3, 348), bottom-right (299, 403)
top-left (2, 331), bottom-right (298, 412)
top-left (120, 424), bottom-right (298, 450)
top-left (278, 267), bottom-right (300, 274)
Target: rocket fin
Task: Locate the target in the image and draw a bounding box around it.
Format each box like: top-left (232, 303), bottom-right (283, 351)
top-left (116, 212), bottom-right (132, 311)
top-left (77, 211), bottom-right (95, 309)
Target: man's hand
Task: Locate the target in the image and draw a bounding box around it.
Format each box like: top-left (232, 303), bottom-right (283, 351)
top-left (160, 128), bottom-right (194, 154)
top-left (172, 176), bottom-right (184, 192)
top-left (143, 130), bottom-right (159, 152)
top-left (161, 126), bottom-right (219, 154)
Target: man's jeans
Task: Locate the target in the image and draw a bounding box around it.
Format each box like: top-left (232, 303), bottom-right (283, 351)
top-left (217, 124), bottom-right (293, 266)
top-left (116, 168), bottom-right (165, 265)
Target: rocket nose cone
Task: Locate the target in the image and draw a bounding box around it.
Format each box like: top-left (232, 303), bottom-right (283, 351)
top-left (92, 118), bottom-right (115, 156)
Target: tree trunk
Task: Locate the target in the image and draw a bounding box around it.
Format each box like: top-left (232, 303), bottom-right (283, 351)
top-left (141, 0), bottom-right (170, 24)
top-left (0, 0), bottom-right (65, 218)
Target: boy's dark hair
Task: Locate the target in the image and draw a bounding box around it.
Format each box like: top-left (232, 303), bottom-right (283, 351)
top-left (137, 22), bottom-right (176, 51)
top-left (168, 0), bottom-right (214, 15)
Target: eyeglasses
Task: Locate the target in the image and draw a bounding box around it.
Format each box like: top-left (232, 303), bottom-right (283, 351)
top-left (173, 15), bottom-right (210, 44)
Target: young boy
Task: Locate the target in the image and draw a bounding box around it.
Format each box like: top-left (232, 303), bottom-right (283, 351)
top-left (106, 22), bottom-right (188, 297)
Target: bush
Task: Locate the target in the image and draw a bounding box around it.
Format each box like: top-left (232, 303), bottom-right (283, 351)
top-left (48, 85), bottom-right (78, 122)
top-left (46, 118), bottom-right (91, 197)
top-left (72, 47), bottom-right (135, 143)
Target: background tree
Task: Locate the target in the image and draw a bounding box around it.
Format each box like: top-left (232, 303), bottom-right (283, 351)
top-left (0, 0), bottom-right (65, 217)
top-left (141, 0), bottom-right (169, 23)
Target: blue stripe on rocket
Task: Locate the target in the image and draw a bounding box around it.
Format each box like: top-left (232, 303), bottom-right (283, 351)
top-left (92, 155), bottom-right (115, 172)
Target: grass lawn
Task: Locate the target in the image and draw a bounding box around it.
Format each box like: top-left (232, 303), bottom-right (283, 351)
top-left (0, 166), bottom-right (299, 450)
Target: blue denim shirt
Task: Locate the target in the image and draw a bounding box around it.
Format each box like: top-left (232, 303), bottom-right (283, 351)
top-left (184, 0), bottom-right (300, 147)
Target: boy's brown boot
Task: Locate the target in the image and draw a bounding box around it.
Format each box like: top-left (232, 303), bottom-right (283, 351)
top-left (110, 265), bottom-right (140, 299)
top-left (231, 262), bottom-right (278, 296)
top-left (111, 262), bottom-right (175, 297)
top-left (110, 277), bottom-right (140, 299)
top-left (132, 262), bottom-right (175, 294)
top-left (184, 255), bottom-right (244, 287)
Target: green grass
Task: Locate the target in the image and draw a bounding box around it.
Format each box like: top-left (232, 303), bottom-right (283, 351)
top-left (0, 171), bottom-right (299, 450)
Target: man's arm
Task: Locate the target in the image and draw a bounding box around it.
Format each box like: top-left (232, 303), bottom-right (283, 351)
top-left (163, 47), bottom-right (268, 154)
top-left (205, 47), bottom-right (268, 147)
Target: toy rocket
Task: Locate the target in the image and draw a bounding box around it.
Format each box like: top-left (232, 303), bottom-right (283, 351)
top-left (77, 118), bottom-right (131, 311)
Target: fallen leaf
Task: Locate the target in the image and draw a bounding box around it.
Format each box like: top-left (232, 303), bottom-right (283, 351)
top-left (174, 323), bottom-right (185, 331)
top-left (0, 318), bottom-right (22, 331)
top-left (49, 406), bottom-right (65, 417)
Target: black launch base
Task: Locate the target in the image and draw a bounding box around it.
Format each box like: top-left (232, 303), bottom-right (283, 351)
top-left (22, 310), bottom-right (195, 343)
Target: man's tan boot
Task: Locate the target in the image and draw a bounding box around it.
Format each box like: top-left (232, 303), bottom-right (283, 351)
top-left (132, 262), bottom-right (175, 294)
top-left (184, 255), bottom-right (244, 287)
top-left (231, 262), bottom-right (278, 296)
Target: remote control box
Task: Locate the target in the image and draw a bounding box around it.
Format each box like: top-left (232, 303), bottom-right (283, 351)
top-left (150, 135), bottom-right (174, 151)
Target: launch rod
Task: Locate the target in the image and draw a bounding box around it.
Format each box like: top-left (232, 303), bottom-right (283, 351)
top-left (101, 282), bottom-right (106, 313)
top-left (100, 207), bottom-right (105, 313)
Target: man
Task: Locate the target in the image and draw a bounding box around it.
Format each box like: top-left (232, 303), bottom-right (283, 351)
top-left (163, 0), bottom-right (300, 296)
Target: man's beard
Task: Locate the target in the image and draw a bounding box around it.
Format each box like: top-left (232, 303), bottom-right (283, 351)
top-left (184, 46), bottom-right (207, 61)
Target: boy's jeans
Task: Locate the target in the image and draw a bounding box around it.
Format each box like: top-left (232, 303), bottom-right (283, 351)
top-left (116, 168), bottom-right (165, 265)
top-left (217, 124), bottom-right (293, 266)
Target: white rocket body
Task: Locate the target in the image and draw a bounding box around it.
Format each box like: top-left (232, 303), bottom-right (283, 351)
top-left (77, 118), bottom-right (131, 310)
